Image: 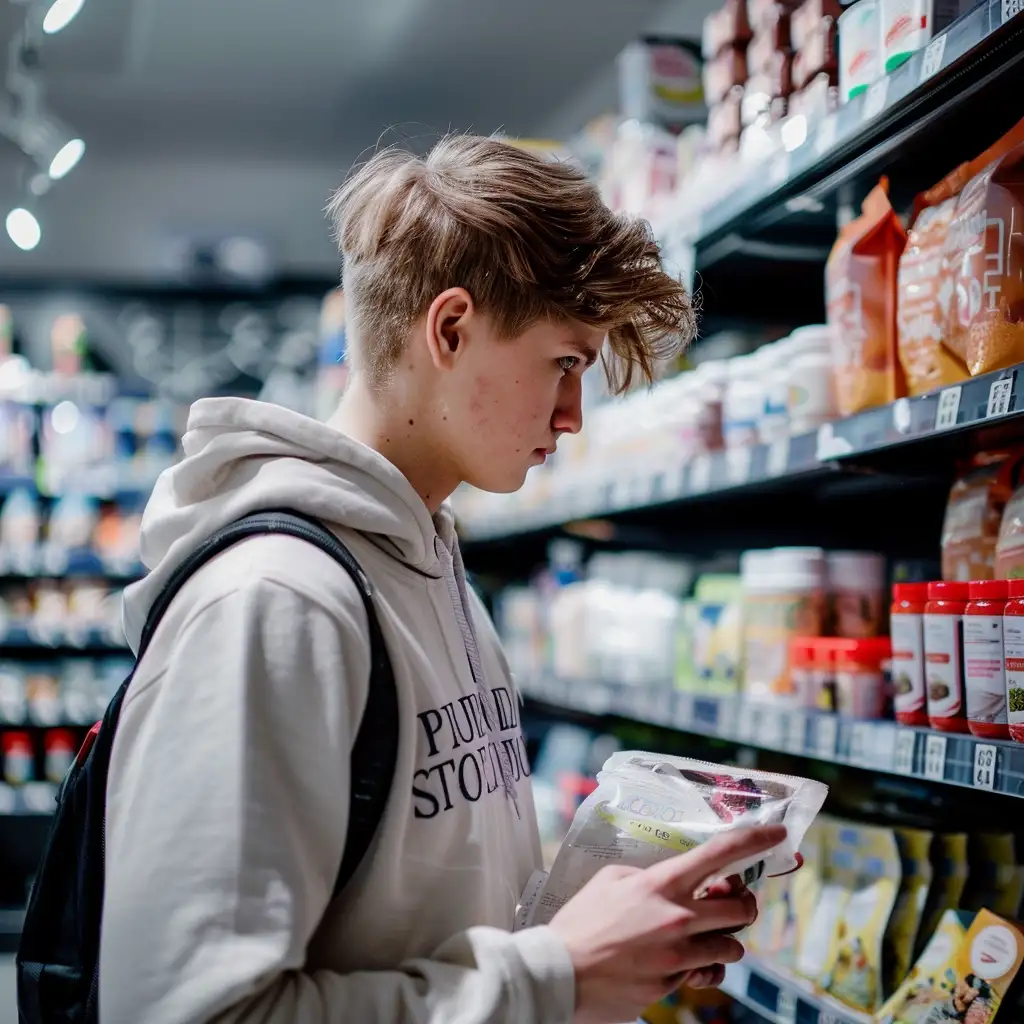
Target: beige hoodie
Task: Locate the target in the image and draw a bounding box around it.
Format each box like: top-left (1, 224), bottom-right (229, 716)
top-left (101, 398), bottom-right (575, 1024)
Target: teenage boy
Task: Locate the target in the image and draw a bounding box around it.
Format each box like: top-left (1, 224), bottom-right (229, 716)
top-left (99, 134), bottom-right (784, 1024)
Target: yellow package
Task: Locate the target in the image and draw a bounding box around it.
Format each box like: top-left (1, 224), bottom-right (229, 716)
top-left (880, 908), bottom-right (1024, 1024)
top-left (820, 821), bottom-right (902, 1013)
top-left (879, 909), bottom-right (975, 1023)
top-left (963, 834), bottom-right (1024, 920)
top-left (885, 827), bottom-right (934, 996)
top-left (918, 833), bottom-right (970, 957)
top-left (796, 818), bottom-right (849, 982)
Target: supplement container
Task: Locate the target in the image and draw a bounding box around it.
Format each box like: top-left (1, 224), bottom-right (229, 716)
top-left (758, 341), bottom-right (791, 444)
top-left (741, 547), bottom-right (826, 702)
top-left (891, 582), bottom-right (929, 726)
top-left (828, 550), bottom-right (886, 637)
top-left (838, 0), bottom-right (881, 102)
top-left (924, 581), bottom-right (969, 733)
top-left (787, 325), bottom-right (838, 433)
top-left (965, 580), bottom-right (1009, 739)
top-left (881, 0), bottom-right (961, 73)
top-left (834, 637), bottom-right (891, 719)
top-left (724, 355), bottom-right (766, 448)
top-left (694, 360), bottom-right (729, 453)
top-left (1004, 579), bottom-right (1024, 743)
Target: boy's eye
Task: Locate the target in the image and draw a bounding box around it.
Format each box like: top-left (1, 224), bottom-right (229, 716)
top-left (557, 356), bottom-right (579, 373)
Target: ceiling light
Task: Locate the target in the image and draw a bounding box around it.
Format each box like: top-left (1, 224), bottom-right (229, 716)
top-left (42, 0), bottom-right (86, 35)
top-left (48, 137), bottom-right (84, 179)
top-left (6, 208), bottom-right (41, 251)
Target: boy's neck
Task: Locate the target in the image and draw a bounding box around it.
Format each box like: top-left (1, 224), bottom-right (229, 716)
top-left (328, 375), bottom-right (460, 515)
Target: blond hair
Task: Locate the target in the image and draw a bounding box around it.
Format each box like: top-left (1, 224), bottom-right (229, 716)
top-left (327, 134), bottom-right (695, 392)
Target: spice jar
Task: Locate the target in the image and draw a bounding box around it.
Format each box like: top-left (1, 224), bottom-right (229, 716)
top-left (834, 637), bottom-right (891, 719)
top-left (965, 580), bottom-right (1010, 739)
top-left (1004, 579), bottom-right (1024, 743)
top-left (891, 582), bottom-right (929, 726)
top-left (925, 581), bottom-right (969, 733)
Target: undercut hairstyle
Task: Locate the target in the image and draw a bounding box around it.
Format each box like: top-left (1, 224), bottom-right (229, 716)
top-left (327, 134), bottom-right (696, 393)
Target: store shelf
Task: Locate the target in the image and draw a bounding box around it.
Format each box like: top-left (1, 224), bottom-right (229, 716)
top-left (0, 626), bottom-right (129, 655)
top-left (460, 362), bottom-right (1022, 544)
top-left (722, 958), bottom-right (871, 1024)
top-left (0, 783), bottom-right (58, 816)
top-left (0, 545), bottom-right (143, 580)
top-left (684, 0), bottom-right (1024, 324)
top-left (521, 675), bottom-right (1024, 799)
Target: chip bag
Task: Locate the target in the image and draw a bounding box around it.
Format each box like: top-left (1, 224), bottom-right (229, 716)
top-left (514, 751), bottom-right (828, 929)
top-left (944, 137), bottom-right (1024, 375)
top-left (827, 179), bottom-right (908, 415)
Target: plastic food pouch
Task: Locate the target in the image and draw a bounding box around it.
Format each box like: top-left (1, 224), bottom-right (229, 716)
top-left (885, 827), bottom-right (934, 997)
top-left (514, 751), bottom-right (828, 930)
top-left (897, 164), bottom-right (972, 396)
top-left (918, 832), bottom-right (969, 958)
top-left (827, 179), bottom-right (908, 416)
top-left (942, 453), bottom-right (1024, 582)
top-left (944, 139), bottom-right (1024, 376)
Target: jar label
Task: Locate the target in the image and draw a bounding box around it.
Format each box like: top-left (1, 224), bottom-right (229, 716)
top-left (891, 612), bottom-right (925, 713)
top-left (1004, 617), bottom-right (1024, 726)
top-left (964, 614), bottom-right (1006, 724)
top-left (924, 612), bottom-right (964, 719)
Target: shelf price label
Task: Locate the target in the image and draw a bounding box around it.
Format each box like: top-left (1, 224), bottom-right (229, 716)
top-left (919, 33), bottom-right (948, 83)
top-left (689, 455), bottom-right (713, 494)
top-left (785, 711), bottom-right (806, 754)
top-left (987, 374), bottom-right (1015, 418)
top-left (775, 988), bottom-right (797, 1024)
top-left (1004, 0), bottom-right (1023, 23)
top-left (894, 729), bottom-right (917, 775)
top-left (814, 115), bottom-right (838, 155)
top-left (863, 77), bottom-right (890, 121)
top-left (973, 743), bottom-right (997, 791)
top-left (674, 692), bottom-right (694, 729)
top-left (815, 716), bottom-right (839, 759)
top-left (924, 734), bottom-right (948, 781)
top-left (849, 723), bottom-right (871, 766)
top-left (935, 385), bottom-right (962, 429)
top-left (726, 446), bottom-right (753, 485)
top-left (767, 437), bottom-right (790, 477)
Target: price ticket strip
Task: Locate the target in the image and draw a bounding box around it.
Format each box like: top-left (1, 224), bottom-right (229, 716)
top-left (521, 676), bottom-right (1024, 800)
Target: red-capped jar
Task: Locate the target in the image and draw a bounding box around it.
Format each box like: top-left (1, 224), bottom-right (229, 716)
top-left (1004, 579), bottom-right (1024, 743)
top-left (834, 637), bottom-right (891, 719)
top-left (965, 580), bottom-right (1010, 739)
top-left (891, 583), bottom-right (929, 727)
top-left (925, 581), bottom-right (970, 733)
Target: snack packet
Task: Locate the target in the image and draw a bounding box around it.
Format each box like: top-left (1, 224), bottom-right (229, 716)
top-left (827, 179), bottom-right (908, 415)
top-left (514, 751), bottom-right (828, 929)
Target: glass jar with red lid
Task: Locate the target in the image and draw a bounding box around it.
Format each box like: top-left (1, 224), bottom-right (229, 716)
top-left (964, 580), bottom-right (1009, 739)
top-left (891, 582), bottom-right (929, 727)
top-left (925, 581), bottom-right (970, 733)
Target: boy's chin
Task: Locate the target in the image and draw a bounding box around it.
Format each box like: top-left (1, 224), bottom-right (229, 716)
top-left (465, 466), bottom-right (531, 495)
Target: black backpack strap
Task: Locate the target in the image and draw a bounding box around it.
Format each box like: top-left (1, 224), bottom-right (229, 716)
top-left (138, 509), bottom-right (399, 898)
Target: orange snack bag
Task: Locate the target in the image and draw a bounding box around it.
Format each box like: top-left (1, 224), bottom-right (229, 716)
top-left (943, 140), bottom-right (1024, 376)
top-left (827, 179), bottom-right (908, 415)
top-left (897, 167), bottom-right (971, 395)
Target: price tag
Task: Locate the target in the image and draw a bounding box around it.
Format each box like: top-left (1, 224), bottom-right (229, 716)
top-left (767, 437), bottom-right (790, 477)
top-left (987, 375), bottom-right (1015, 418)
top-left (786, 711), bottom-right (806, 754)
top-left (863, 77), bottom-right (890, 121)
top-left (770, 153), bottom-right (790, 187)
top-left (924, 734), bottom-right (948, 781)
top-left (763, 709), bottom-right (785, 749)
top-left (726, 446), bottom-right (753, 485)
top-left (1004, 0), bottom-right (1023, 22)
top-left (919, 33), bottom-right (948, 82)
top-left (664, 463), bottom-right (686, 499)
top-left (974, 743), bottom-right (998, 791)
top-left (737, 703), bottom-right (758, 742)
top-left (894, 729), bottom-right (917, 775)
top-left (776, 988), bottom-right (797, 1024)
top-left (850, 722), bottom-right (871, 765)
top-left (814, 115), bottom-right (838, 155)
top-left (689, 455), bottom-right (712, 493)
top-left (674, 692), bottom-right (694, 729)
top-left (935, 385), bottom-right (962, 429)
top-left (815, 715), bottom-right (839, 759)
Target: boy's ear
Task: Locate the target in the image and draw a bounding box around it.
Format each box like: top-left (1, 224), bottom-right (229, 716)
top-left (425, 287), bottom-right (474, 371)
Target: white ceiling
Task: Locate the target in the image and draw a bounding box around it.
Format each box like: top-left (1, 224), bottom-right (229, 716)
top-left (0, 0), bottom-right (712, 282)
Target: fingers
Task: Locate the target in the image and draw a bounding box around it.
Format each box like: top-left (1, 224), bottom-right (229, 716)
top-left (646, 825), bottom-right (788, 898)
top-left (677, 934), bottom-right (744, 970)
top-left (685, 964), bottom-right (726, 989)
top-left (682, 894), bottom-right (756, 935)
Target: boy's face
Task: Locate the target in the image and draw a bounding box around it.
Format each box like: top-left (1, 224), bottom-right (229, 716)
top-left (436, 310), bottom-right (603, 494)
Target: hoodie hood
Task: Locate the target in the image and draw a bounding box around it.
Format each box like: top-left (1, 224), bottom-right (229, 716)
top-left (122, 397), bottom-right (451, 650)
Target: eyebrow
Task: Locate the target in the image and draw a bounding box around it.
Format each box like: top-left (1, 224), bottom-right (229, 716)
top-left (569, 338), bottom-right (600, 368)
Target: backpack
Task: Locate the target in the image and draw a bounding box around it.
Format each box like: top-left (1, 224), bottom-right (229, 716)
top-left (16, 510), bottom-right (399, 1024)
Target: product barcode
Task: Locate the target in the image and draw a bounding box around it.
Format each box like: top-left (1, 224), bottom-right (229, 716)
top-left (894, 729), bottom-right (917, 775)
top-left (919, 34), bottom-right (947, 83)
top-left (863, 77), bottom-right (890, 121)
top-left (973, 744), bottom-right (997, 790)
top-left (987, 375), bottom-right (1015, 418)
top-left (1004, 0), bottom-right (1023, 23)
top-left (935, 385), bottom-right (962, 429)
top-left (924, 734), bottom-right (947, 780)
